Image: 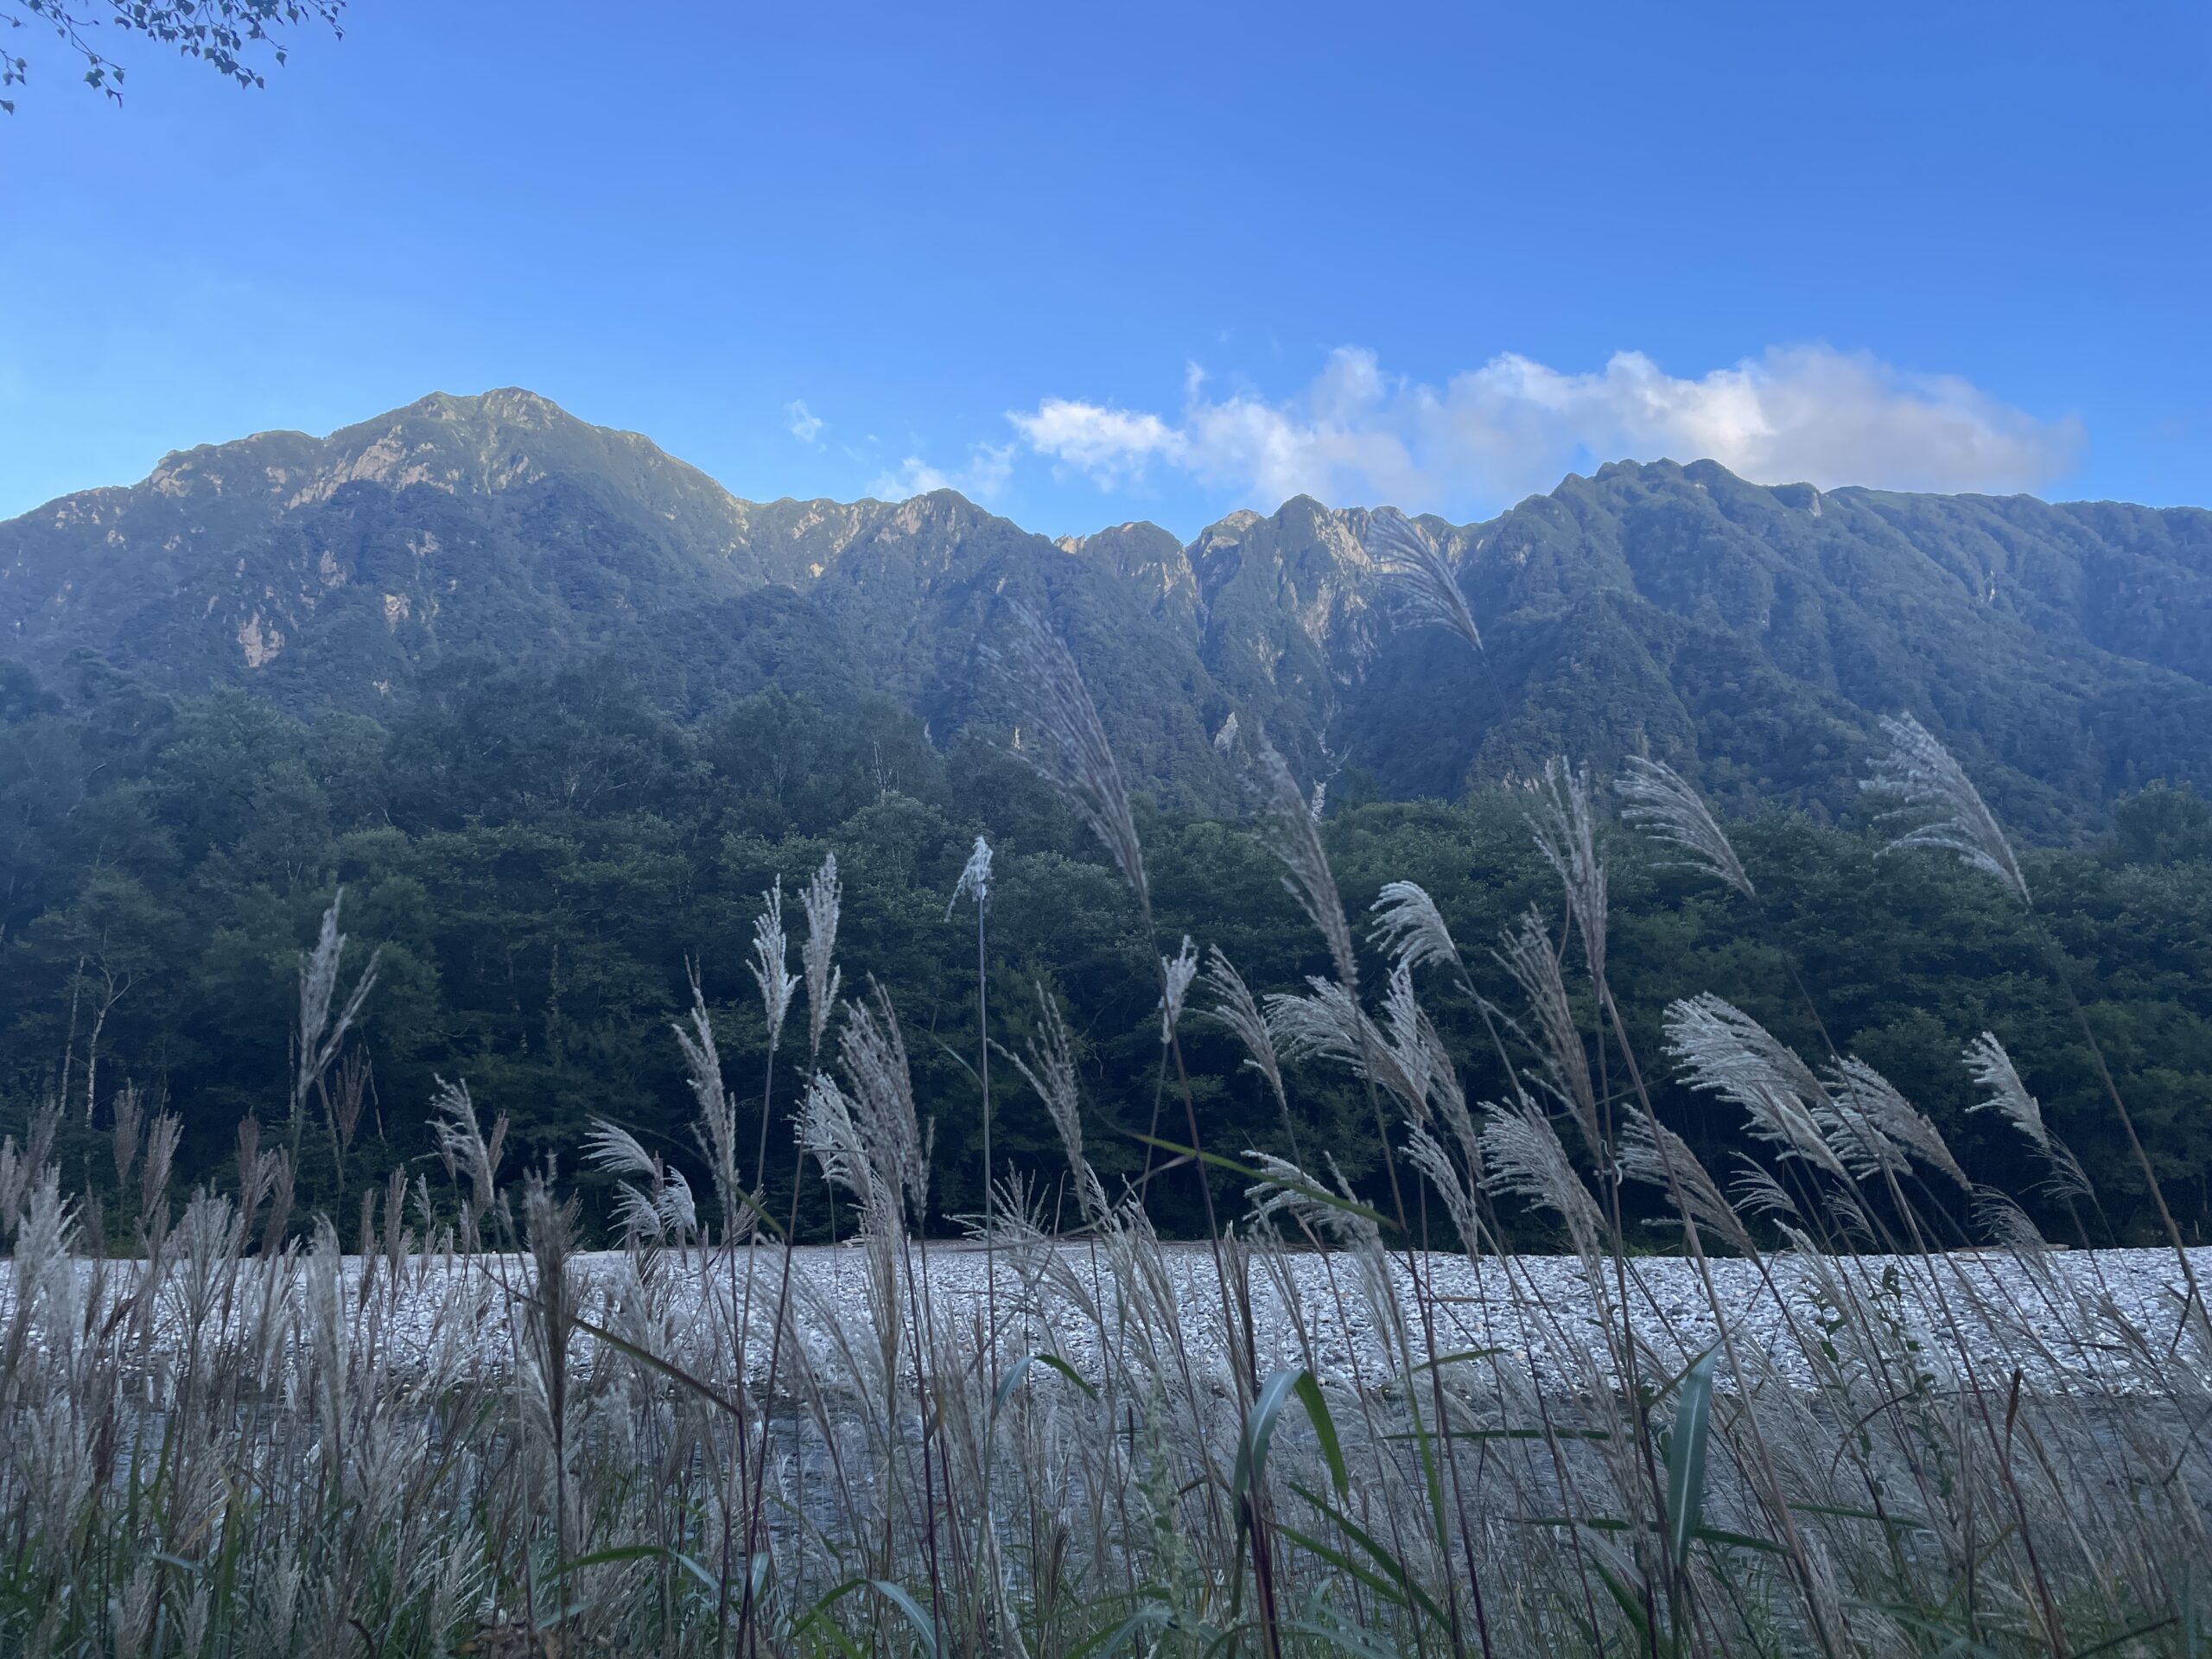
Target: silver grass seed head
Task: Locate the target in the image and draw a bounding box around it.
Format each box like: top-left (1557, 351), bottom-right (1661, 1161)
top-left (1664, 994), bottom-right (1848, 1180)
top-left (175, 1189), bottom-right (243, 1321)
top-left (1243, 1151), bottom-right (1383, 1255)
top-left (1479, 1096), bottom-right (1605, 1266)
top-left (110, 1082), bottom-right (143, 1185)
top-left (1618, 1108), bottom-right (1756, 1257)
top-left (26, 1091), bottom-right (58, 1173)
top-left (1860, 712), bottom-right (2030, 906)
top-left (676, 998), bottom-right (740, 1217)
top-left (1264, 978), bottom-right (1368, 1071)
top-left (235, 1120), bottom-right (269, 1213)
top-left (117, 1561), bottom-right (160, 1659)
top-left (1496, 906), bottom-right (1602, 1157)
top-left (1822, 1056), bottom-right (1972, 1192)
top-left (1965, 1031), bottom-right (2047, 1146)
top-left (524, 1171), bottom-right (579, 1305)
top-left (584, 1118), bottom-right (658, 1180)
top-left (1365, 506), bottom-right (1483, 655)
top-left (1616, 756), bottom-right (1755, 899)
top-left (946, 834), bottom-right (993, 919)
top-left (14, 1173), bottom-right (75, 1311)
top-left (1159, 934), bottom-right (1199, 1045)
top-left (1265, 974), bottom-right (1433, 1122)
top-left (1198, 946), bottom-right (1287, 1114)
top-left (1256, 741), bottom-right (1358, 990)
top-left (837, 982), bottom-right (930, 1217)
top-left (1377, 958), bottom-right (1454, 1125)
top-left (1370, 879), bottom-right (1463, 977)
top-left (796, 1069), bottom-right (871, 1200)
top-left (1529, 758), bottom-right (1609, 982)
top-left (1728, 1157), bottom-right (1801, 1224)
top-left (614, 1185), bottom-right (664, 1247)
top-left (429, 1074), bottom-right (505, 1213)
top-left (749, 877), bottom-right (798, 1049)
top-left (178, 1587), bottom-right (211, 1659)
top-left (0, 1138), bottom-right (22, 1240)
top-left (1007, 984), bottom-right (1106, 1224)
top-left (986, 600), bottom-right (1147, 906)
top-left (1803, 1058), bottom-right (1915, 1186)
top-left (307, 1217), bottom-right (346, 1443)
top-left (381, 1164), bottom-right (407, 1270)
top-left (1973, 1186), bottom-right (2052, 1255)
top-left (296, 888), bottom-right (381, 1112)
top-left (267, 1560), bottom-right (303, 1650)
top-left (1824, 1179), bottom-right (1878, 1247)
top-left (1404, 1120), bottom-right (1486, 1247)
top-left (140, 1112), bottom-right (181, 1223)
top-left (1965, 1031), bottom-right (2092, 1199)
top-left (656, 1162), bottom-right (697, 1236)
top-left (296, 891), bottom-right (346, 1073)
top-left (802, 852), bottom-right (842, 1059)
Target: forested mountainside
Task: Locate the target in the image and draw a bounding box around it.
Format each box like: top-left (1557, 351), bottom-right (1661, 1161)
top-left (6, 389), bottom-right (2211, 833)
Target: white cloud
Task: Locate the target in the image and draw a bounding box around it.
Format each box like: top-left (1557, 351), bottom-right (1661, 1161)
top-left (872, 456), bottom-right (951, 496)
top-left (1007, 398), bottom-right (1182, 487)
top-left (1007, 344), bottom-right (2082, 513)
top-left (784, 399), bottom-right (824, 445)
top-left (868, 441), bottom-right (1014, 503)
top-left (964, 442), bottom-right (1015, 499)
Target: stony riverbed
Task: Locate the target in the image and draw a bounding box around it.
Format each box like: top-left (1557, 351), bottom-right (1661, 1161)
top-left (19, 1240), bottom-right (2202, 1399)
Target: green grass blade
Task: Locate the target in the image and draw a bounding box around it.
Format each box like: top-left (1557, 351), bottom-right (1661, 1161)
top-left (1065, 1602), bottom-right (1174, 1659)
top-left (1665, 1349), bottom-right (1719, 1573)
top-left (1275, 1524), bottom-right (1409, 1610)
top-left (1291, 1370), bottom-right (1348, 1499)
top-left (1232, 1368), bottom-right (1306, 1512)
top-left (993, 1350), bottom-right (1099, 1427)
top-left (1285, 1618), bottom-right (1409, 1659)
top-left (549, 1542), bottom-right (721, 1597)
top-left (868, 1579), bottom-right (941, 1659)
top-left (1289, 1482), bottom-right (1450, 1628)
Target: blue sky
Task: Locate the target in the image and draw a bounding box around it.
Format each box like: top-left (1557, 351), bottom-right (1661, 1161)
top-left (3, 0), bottom-right (2207, 537)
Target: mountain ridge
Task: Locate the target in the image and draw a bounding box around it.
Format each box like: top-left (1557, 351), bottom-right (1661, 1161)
top-left (7, 388), bottom-right (2211, 834)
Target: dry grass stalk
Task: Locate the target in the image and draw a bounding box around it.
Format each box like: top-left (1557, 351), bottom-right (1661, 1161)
top-left (1363, 506), bottom-right (1484, 654)
top-left (987, 600), bottom-right (1147, 905)
top-left (1860, 711), bottom-right (2031, 905)
top-left (1616, 754), bottom-right (1755, 899)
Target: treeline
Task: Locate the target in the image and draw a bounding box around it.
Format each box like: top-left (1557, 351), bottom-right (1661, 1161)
top-left (4, 650), bottom-right (2211, 1245)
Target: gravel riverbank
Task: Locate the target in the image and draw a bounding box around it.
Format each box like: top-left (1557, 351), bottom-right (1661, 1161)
top-left (35, 1240), bottom-right (2200, 1400)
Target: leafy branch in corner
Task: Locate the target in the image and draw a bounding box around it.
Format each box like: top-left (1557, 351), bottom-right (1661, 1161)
top-left (2, 0), bottom-right (344, 113)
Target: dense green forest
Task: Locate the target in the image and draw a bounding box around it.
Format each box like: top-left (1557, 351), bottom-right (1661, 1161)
top-left (5, 647), bottom-right (2211, 1247)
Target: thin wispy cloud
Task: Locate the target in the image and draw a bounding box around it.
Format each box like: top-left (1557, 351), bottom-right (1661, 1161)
top-left (785, 399), bottom-right (826, 445)
top-left (869, 442), bottom-right (1015, 503)
top-left (1006, 345), bottom-right (2083, 513)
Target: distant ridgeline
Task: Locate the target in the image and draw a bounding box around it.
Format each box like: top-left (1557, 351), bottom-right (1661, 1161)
top-left (6, 388), bottom-right (2212, 834)
top-left (4, 392), bottom-right (2212, 1246)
